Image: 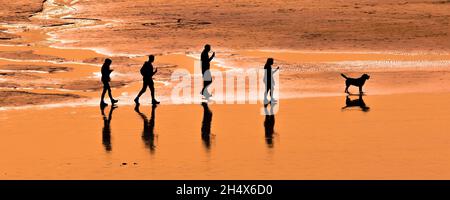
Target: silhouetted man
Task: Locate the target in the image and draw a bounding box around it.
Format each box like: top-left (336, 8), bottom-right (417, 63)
top-left (134, 55), bottom-right (160, 105)
top-left (135, 104), bottom-right (157, 153)
top-left (200, 44), bottom-right (215, 98)
top-left (263, 58), bottom-right (279, 106)
top-left (100, 58), bottom-right (118, 107)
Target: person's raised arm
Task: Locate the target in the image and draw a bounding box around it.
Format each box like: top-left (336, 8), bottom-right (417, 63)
top-left (273, 67), bottom-right (280, 74)
top-left (209, 52), bottom-right (215, 62)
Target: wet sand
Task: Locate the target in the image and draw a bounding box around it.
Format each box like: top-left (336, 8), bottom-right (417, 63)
top-left (0, 0), bottom-right (450, 180)
top-left (1, 93), bottom-right (450, 179)
top-left (45, 0), bottom-right (450, 53)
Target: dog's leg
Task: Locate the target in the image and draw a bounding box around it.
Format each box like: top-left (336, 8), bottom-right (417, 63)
top-left (359, 86), bottom-right (363, 94)
top-left (345, 85), bottom-right (349, 93)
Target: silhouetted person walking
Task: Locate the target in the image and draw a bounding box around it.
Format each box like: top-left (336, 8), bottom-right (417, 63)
top-left (100, 58), bottom-right (118, 106)
top-left (135, 104), bottom-right (157, 153)
top-left (264, 106), bottom-right (275, 148)
top-left (201, 102), bottom-right (213, 149)
top-left (134, 55), bottom-right (160, 105)
top-left (101, 105), bottom-right (116, 152)
top-left (200, 44), bottom-right (215, 98)
top-left (263, 58), bottom-right (279, 106)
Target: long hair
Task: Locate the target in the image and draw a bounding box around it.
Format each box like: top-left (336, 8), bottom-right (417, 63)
top-left (264, 58), bottom-right (273, 69)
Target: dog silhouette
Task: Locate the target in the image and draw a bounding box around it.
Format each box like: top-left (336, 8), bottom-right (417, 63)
top-left (341, 73), bottom-right (370, 94)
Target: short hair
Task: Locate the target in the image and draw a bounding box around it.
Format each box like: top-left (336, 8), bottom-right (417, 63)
top-left (204, 44), bottom-right (211, 49)
top-left (104, 58), bottom-right (112, 64)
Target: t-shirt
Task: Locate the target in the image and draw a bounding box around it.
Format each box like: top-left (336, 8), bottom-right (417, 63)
top-left (101, 67), bottom-right (112, 82)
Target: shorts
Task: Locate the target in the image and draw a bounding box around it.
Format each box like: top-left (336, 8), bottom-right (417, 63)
top-left (202, 70), bottom-right (212, 81)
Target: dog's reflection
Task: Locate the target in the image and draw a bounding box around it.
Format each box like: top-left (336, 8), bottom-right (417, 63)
top-left (342, 94), bottom-right (370, 112)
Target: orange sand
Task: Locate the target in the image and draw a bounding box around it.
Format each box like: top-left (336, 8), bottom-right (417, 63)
top-left (0, 93), bottom-right (450, 179)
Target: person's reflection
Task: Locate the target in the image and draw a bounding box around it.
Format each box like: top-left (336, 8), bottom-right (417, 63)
top-left (135, 104), bottom-right (157, 154)
top-left (100, 105), bottom-right (116, 152)
top-left (201, 102), bottom-right (213, 150)
top-left (342, 94), bottom-right (370, 112)
top-left (264, 105), bottom-right (276, 148)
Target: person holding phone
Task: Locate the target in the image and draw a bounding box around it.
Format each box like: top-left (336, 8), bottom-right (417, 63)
top-left (100, 58), bottom-right (118, 107)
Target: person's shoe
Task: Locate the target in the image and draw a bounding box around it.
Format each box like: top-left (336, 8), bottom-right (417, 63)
top-left (134, 98), bottom-right (140, 105)
top-left (100, 101), bottom-right (108, 107)
top-left (111, 99), bottom-right (119, 104)
top-left (152, 99), bottom-right (160, 105)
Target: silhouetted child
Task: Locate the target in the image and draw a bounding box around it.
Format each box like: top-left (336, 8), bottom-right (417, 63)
top-left (263, 58), bottom-right (279, 106)
top-left (200, 44), bottom-right (215, 98)
top-left (134, 55), bottom-right (160, 105)
top-left (100, 58), bottom-right (118, 106)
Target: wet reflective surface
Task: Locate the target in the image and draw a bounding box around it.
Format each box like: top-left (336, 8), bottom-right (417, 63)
top-left (1, 94), bottom-right (450, 179)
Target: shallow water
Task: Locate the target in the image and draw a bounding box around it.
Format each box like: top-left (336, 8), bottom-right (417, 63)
top-left (1, 94), bottom-right (450, 179)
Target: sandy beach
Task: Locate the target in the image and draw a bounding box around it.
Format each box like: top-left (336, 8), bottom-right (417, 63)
top-left (0, 0), bottom-right (449, 179)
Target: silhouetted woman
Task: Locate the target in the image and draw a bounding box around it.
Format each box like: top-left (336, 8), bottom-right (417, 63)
top-left (134, 55), bottom-right (160, 105)
top-left (100, 58), bottom-right (118, 106)
top-left (263, 58), bottom-right (279, 106)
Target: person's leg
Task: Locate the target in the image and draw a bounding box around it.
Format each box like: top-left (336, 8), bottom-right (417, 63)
top-left (270, 85), bottom-right (276, 102)
top-left (100, 86), bottom-right (107, 105)
top-left (200, 70), bottom-right (206, 95)
top-left (201, 70), bottom-right (212, 96)
top-left (149, 81), bottom-right (155, 100)
top-left (204, 81), bottom-right (212, 96)
top-left (107, 84), bottom-right (118, 104)
top-left (201, 80), bottom-right (207, 95)
top-left (269, 87), bottom-right (273, 99)
top-left (135, 81), bottom-right (147, 103)
top-left (149, 81), bottom-right (159, 104)
top-left (264, 86), bottom-right (269, 105)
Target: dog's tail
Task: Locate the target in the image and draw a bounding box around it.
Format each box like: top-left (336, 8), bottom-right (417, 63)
top-left (341, 73), bottom-right (348, 79)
